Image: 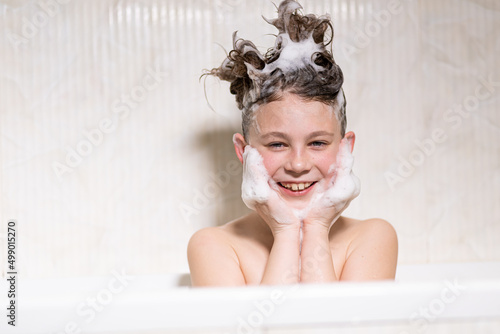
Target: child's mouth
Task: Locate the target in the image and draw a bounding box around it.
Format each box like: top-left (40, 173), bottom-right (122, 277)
top-left (278, 182), bottom-right (316, 193)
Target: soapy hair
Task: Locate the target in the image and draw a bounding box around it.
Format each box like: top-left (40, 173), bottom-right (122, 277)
top-left (205, 0), bottom-right (346, 139)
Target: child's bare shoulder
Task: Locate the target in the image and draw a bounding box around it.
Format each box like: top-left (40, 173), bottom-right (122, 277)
top-left (349, 217), bottom-right (396, 234)
top-left (336, 217), bottom-right (397, 246)
top-left (187, 226), bottom-right (235, 269)
top-left (187, 214), bottom-right (271, 286)
top-left (187, 226), bottom-right (229, 249)
top-left (187, 218), bottom-right (255, 286)
top-left (187, 214), bottom-right (264, 254)
top-left (334, 217), bottom-right (398, 279)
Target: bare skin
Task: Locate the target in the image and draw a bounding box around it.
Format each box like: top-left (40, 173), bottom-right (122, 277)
top-left (188, 214), bottom-right (398, 286)
top-left (188, 93), bottom-right (398, 286)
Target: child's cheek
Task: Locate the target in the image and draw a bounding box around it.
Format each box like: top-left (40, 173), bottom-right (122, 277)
top-left (314, 148), bottom-right (338, 174)
top-left (259, 151), bottom-right (280, 178)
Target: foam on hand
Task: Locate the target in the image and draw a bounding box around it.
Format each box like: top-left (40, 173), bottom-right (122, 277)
top-left (322, 139), bottom-right (361, 210)
top-left (295, 138), bottom-right (361, 226)
top-left (238, 138), bottom-right (360, 233)
top-left (240, 145), bottom-right (271, 210)
top-left (238, 142), bottom-right (299, 226)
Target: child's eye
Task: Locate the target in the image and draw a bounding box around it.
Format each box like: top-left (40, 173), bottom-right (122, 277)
top-left (310, 141), bottom-right (327, 147)
top-left (267, 142), bottom-right (286, 149)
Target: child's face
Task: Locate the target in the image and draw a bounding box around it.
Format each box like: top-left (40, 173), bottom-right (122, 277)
top-left (238, 92), bottom-right (353, 209)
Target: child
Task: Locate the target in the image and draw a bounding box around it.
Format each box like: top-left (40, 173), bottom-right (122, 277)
top-left (188, 0), bottom-right (398, 286)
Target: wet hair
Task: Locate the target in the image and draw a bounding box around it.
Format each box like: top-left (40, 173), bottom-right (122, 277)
top-left (204, 0), bottom-right (346, 140)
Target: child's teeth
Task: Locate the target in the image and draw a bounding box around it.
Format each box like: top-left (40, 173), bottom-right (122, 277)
top-left (282, 182), bottom-right (312, 191)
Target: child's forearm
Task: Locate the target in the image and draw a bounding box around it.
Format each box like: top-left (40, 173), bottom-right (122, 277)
top-left (300, 223), bottom-right (338, 283)
top-left (260, 227), bottom-right (301, 285)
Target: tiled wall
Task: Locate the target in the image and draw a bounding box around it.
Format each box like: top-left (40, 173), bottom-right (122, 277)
top-left (1, 0), bottom-right (499, 278)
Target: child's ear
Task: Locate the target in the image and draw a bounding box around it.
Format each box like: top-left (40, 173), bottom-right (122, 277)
top-left (233, 133), bottom-right (247, 164)
top-left (343, 131), bottom-right (355, 153)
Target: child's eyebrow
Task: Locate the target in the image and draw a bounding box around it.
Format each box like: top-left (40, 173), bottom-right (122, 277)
top-left (260, 131), bottom-right (335, 140)
top-left (307, 131), bottom-right (335, 139)
top-left (260, 131), bottom-right (288, 140)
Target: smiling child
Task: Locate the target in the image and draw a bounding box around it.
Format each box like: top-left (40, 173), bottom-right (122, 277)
top-left (187, 0), bottom-right (398, 286)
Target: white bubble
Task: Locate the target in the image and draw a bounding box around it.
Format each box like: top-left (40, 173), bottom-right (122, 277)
top-left (241, 145), bottom-right (270, 210)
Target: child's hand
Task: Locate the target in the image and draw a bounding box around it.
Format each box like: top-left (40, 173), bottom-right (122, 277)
top-left (241, 146), bottom-right (300, 235)
top-left (301, 137), bottom-right (361, 230)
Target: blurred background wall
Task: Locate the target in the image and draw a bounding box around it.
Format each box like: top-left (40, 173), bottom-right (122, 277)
top-left (0, 0), bottom-right (499, 278)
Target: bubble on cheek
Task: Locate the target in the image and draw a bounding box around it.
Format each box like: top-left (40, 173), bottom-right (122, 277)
top-left (324, 176), bottom-right (359, 207)
top-left (321, 147), bottom-right (360, 208)
top-left (241, 146), bottom-right (270, 210)
top-left (327, 162), bottom-right (336, 175)
top-left (296, 145), bottom-right (361, 222)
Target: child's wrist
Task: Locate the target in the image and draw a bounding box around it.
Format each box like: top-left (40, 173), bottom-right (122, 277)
top-left (272, 225), bottom-right (301, 238)
top-left (302, 220), bottom-right (331, 236)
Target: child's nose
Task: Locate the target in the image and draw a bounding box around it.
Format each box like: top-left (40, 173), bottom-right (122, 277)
top-left (285, 149), bottom-right (312, 174)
